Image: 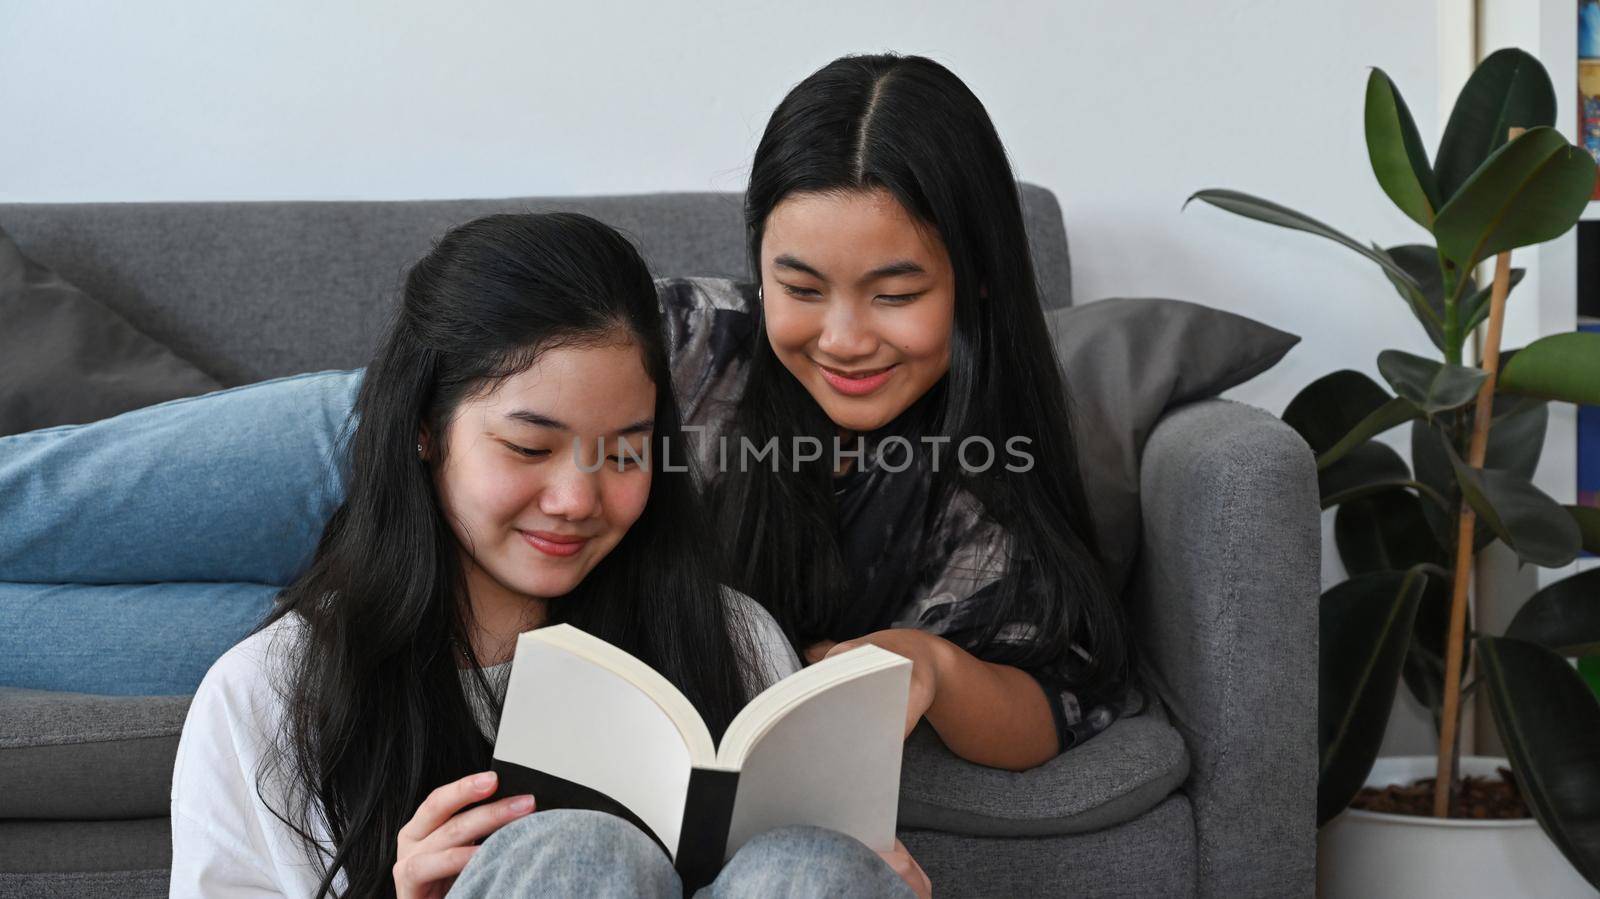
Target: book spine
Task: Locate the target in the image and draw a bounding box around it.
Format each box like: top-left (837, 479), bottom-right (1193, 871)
top-left (675, 767), bottom-right (740, 893)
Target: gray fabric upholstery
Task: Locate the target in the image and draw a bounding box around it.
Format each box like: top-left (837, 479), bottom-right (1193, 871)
top-left (0, 687), bottom-right (190, 819)
top-left (0, 870), bottom-right (169, 899)
top-left (1129, 398), bottom-right (1320, 897)
top-left (0, 819), bottom-right (170, 873)
top-left (898, 698), bottom-right (1189, 837)
top-left (901, 793), bottom-right (1197, 898)
top-left (0, 227), bottom-right (220, 436)
top-left (0, 186), bottom-right (1071, 388)
top-left (1048, 298), bottom-right (1300, 596)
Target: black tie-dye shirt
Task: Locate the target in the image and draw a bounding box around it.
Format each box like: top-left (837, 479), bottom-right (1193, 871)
top-left (658, 277), bottom-right (1118, 753)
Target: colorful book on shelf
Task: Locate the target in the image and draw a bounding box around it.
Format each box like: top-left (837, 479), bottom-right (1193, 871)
top-left (1584, 59), bottom-right (1600, 200)
top-left (1580, 321), bottom-right (1599, 559)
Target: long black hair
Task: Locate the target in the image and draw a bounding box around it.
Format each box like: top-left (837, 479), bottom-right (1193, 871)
top-left (714, 53), bottom-right (1133, 701)
top-left (258, 213), bottom-right (753, 898)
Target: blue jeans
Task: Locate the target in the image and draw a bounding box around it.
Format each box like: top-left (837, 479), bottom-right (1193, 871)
top-left (447, 810), bottom-right (915, 898)
top-left (0, 370), bottom-right (364, 693)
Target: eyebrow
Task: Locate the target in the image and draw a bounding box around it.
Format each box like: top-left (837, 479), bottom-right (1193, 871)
top-left (505, 410), bottom-right (654, 435)
top-left (773, 253), bottom-right (927, 285)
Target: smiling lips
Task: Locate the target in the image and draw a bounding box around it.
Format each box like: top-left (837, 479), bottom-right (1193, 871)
top-left (520, 530), bottom-right (590, 558)
top-left (815, 362), bottom-right (898, 397)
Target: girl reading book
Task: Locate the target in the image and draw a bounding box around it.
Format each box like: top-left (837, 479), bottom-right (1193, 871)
top-left (161, 213), bottom-right (929, 897)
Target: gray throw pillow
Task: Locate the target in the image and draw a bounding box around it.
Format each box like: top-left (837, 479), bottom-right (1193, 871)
top-left (0, 225), bottom-right (221, 436)
top-left (1050, 297), bottom-right (1299, 595)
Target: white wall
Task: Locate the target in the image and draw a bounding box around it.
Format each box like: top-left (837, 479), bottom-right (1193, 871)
top-left (4, 2), bottom-right (1448, 620)
top-left (3, 1), bottom-right (1441, 419)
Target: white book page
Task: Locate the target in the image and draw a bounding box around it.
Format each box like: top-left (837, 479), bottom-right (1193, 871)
top-left (720, 658), bottom-right (911, 859)
top-left (492, 636), bottom-right (696, 857)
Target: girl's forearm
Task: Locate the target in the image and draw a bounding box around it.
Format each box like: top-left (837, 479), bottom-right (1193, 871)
top-left (923, 639), bottom-right (1059, 771)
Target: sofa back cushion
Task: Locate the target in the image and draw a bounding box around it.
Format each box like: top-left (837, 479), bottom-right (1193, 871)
top-left (0, 186), bottom-right (1071, 386)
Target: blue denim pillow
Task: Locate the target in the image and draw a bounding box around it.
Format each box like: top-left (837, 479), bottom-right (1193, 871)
top-left (0, 370), bottom-right (363, 694)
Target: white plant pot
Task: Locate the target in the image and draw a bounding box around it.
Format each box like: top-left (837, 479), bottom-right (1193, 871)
top-left (1318, 756), bottom-right (1597, 898)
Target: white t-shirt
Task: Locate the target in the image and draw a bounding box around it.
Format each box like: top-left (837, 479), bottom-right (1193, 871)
top-left (168, 592), bottom-right (802, 898)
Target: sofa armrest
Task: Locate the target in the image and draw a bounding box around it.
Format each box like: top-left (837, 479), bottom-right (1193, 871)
top-left (1128, 398), bottom-right (1318, 897)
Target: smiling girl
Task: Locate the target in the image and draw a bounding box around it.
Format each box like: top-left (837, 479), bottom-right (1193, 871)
top-left (673, 54), bottom-right (1137, 772)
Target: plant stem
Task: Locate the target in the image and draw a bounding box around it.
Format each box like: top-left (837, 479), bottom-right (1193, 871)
top-left (1432, 124), bottom-right (1522, 815)
top-left (1441, 265), bottom-right (1459, 364)
top-left (1439, 255), bottom-right (1476, 366)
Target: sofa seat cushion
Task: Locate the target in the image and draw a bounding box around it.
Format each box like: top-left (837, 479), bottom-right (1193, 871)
top-left (901, 792), bottom-right (1196, 897)
top-left (898, 694), bottom-right (1189, 836)
top-left (0, 819), bottom-right (171, 874)
top-left (0, 869), bottom-right (170, 899)
top-left (0, 688), bottom-right (191, 819)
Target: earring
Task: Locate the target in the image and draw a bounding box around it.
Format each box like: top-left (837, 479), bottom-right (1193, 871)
top-left (417, 443), bottom-right (425, 457)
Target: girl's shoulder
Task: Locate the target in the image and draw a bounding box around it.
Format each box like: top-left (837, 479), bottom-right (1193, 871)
top-left (654, 277), bottom-right (760, 447)
top-left (171, 612), bottom-right (326, 896)
top-left (194, 612), bottom-right (304, 704)
top-left (655, 276), bottom-right (759, 318)
top-left (181, 612), bottom-right (308, 758)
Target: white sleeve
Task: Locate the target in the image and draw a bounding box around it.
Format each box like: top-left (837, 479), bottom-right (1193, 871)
top-left (722, 587), bottom-right (803, 698)
top-left (169, 619), bottom-right (326, 898)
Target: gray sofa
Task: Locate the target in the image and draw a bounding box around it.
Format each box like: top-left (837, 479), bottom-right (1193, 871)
top-left (0, 186), bottom-right (1318, 897)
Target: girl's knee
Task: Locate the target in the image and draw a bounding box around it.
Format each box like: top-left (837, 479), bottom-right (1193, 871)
top-left (457, 809), bottom-right (677, 897)
top-left (483, 808), bottom-right (661, 859)
top-left (713, 826), bottom-right (907, 897)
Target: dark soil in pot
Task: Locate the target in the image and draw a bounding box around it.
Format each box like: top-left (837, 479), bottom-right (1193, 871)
top-left (1349, 766), bottom-right (1531, 819)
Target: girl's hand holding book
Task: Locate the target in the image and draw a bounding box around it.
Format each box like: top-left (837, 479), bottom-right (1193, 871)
top-left (392, 770), bottom-right (536, 899)
top-left (820, 629), bottom-right (947, 738)
top-left (876, 838), bottom-right (934, 898)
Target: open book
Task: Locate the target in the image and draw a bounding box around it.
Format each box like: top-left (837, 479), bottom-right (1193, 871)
top-left (490, 624), bottom-right (912, 888)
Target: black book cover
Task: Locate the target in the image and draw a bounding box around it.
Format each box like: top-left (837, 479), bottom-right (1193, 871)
top-left (491, 758), bottom-right (742, 891)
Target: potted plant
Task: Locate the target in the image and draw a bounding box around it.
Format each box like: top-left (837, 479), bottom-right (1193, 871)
top-left (1188, 49), bottom-right (1600, 897)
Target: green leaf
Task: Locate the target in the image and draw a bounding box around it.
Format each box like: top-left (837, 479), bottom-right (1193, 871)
top-left (1366, 68), bottom-right (1442, 230)
top-left (1479, 636), bottom-right (1600, 888)
top-left (1185, 189), bottom-right (1423, 290)
top-left (1498, 332), bottom-right (1600, 406)
top-left (1409, 402), bottom-right (1545, 554)
top-left (1445, 440), bottom-right (1582, 567)
top-left (1283, 370), bottom-right (1394, 455)
top-left (1433, 127), bottom-right (1596, 269)
top-left (1436, 48), bottom-right (1558, 203)
top-left (1335, 488), bottom-right (1447, 575)
top-left (1317, 397), bottom-right (1420, 471)
top-left (1401, 573), bottom-right (1467, 732)
top-left (1569, 505), bottom-right (1600, 555)
top-left (1505, 569), bottom-right (1600, 657)
top-left (1382, 244), bottom-right (1447, 351)
top-left (1412, 418), bottom-right (1472, 550)
top-left (1377, 349), bottom-right (1489, 414)
top-left (1484, 396), bottom-right (1550, 480)
top-left (1320, 441), bottom-right (1410, 505)
top-left (1320, 568), bottom-right (1429, 826)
